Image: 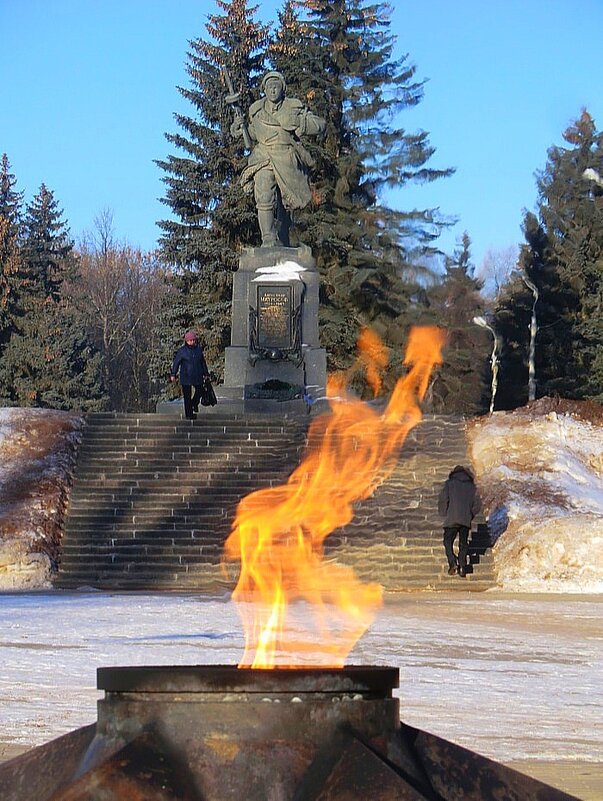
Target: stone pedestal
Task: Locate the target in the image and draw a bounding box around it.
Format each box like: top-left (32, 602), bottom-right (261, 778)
top-left (223, 244), bottom-right (327, 407)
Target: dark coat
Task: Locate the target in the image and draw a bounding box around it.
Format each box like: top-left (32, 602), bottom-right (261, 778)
top-left (171, 344), bottom-right (209, 386)
top-left (438, 465), bottom-right (481, 528)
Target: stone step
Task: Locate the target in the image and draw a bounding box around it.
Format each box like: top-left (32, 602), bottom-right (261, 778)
top-left (70, 471), bottom-right (293, 483)
top-left (54, 577), bottom-right (231, 591)
top-left (61, 537), bottom-right (228, 549)
top-left (62, 530), bottom-right (229, 541)
top-left (60, 550), bottom-right (225, 562)
top-left (81, 421), bottom-right (307, 431)
top-left (72, 463), bottom-right (298, 475)
top-left (77, 430), bottom-right (275, 440)
top-left (68, 486), bottom-right (282, 500)
top-left (75, 447), bottom-right (304, 459)
top-left (76, 447), bottom-right (304, 458)
top-left (70, 467), bottom-right (286, 479)
top-left (83, 416), bottom-right (305, 424)
top-left (74, 453), bottom-right (300, 466)
top-left (61, 546), bottom-right (222, 572)
top-left (60, 545), bottom-right (462, 562)
top-left (67, 492), bottom-right (275, 508)
top-left (54, 574), bottom-right (493, 592)
top-left (65, 505), bottom-right (240, 518)
top-left (58, 562), bottom-right (479, 583)
top-left (61, 542), bottom-right (449, 558)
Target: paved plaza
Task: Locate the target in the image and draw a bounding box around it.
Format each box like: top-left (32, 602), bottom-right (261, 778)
top-left (0, 590), bottom-right (601, 799)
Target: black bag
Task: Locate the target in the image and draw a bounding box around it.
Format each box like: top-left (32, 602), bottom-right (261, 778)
top-left (200, 375), bottom-right (217, 406)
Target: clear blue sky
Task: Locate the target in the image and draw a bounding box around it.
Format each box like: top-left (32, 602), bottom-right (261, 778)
top-left (2, 0), bottom-right (603, 268)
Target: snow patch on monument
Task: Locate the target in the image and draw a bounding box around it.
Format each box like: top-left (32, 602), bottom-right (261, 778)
top-left (252, 261), bottom-right (307, 282)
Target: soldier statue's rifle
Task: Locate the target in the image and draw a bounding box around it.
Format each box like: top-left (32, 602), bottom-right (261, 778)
top-left (221, 67), bottom-right (252, 150)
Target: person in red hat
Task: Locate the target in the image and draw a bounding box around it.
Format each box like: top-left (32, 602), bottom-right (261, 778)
top-left (170, 330), bottom-right (211, 419)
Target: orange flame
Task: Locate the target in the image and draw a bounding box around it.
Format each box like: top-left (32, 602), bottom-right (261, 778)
top-left (223, 326), bottom-right (445, 668)
top-left (357, 327), bottom-right (389, 396)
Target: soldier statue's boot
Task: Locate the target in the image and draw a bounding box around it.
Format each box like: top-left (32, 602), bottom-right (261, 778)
top-left (258, 207), bottom-right (279, 247)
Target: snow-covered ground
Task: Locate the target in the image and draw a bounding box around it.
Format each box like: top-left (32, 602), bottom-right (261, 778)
top-left (0, 590), bottom-right (601, 767)
top-left (468, 399), bottom-right (603, 592)
top-left (0, 408), bottom-right (83, 589)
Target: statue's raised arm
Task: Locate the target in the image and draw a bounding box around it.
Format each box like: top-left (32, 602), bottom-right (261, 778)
top-left (233, 71), bottom-right (326, 248)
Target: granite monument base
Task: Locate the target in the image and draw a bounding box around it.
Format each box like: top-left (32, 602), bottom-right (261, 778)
top-left (157, 244), bottom-right (328, 415)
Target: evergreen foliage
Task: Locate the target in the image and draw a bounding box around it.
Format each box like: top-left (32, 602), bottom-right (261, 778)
top-left (539, 110), bottom-right (603, 401)
top-left (0, 154), bottom-right (22, 229)
top-left (0, 154), bottom-right (22, 346)
top-left (20, 184), bottom-right (76, 298)
top-left (268, 0), bottom-right (454, 377)
top-left (427, 233), bottom-right (489, 414)
top-left (495, 110), bottom-right (603, 405)
top-left (494, 212), bottom-right (567, 409)
top-left (153, 0), bottom-right (269, 390)
top-left (0, 296), bottom-right (107, 410)
top-left (0, 184), bottom-right (107, 411)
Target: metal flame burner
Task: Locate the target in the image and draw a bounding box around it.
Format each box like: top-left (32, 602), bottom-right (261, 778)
top-left (97, 663), bottom-right (399, 696)
top-left (0, 665), bottom-right (577, 801)
top-left (83, 665), bottom-right (403, 800)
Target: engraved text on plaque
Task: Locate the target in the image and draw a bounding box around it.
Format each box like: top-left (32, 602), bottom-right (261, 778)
top-left (257, 285), bottom-right (292, 349)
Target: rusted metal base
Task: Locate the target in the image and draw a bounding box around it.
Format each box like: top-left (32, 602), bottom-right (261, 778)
top-left (0, 665), bottom-right (580, 801)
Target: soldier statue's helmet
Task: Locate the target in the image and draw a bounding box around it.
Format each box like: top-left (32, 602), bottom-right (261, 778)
top-left (261, 70), bottom-right (286, 93)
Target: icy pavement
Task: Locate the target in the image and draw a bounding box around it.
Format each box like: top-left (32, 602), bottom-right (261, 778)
top-left (0, 590), bottom-right (601, 766)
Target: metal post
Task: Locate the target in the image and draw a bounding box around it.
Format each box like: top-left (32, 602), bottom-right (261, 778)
top-left (521, 275), bottom-right (539, 402)
top-left (473, 316), bottom-right (499, 414)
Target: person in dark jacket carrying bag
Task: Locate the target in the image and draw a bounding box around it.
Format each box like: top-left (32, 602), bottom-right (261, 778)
top-left (170, 330), bottom-right (213, 419)
top-left (438, 465), bottom-right (481, 577)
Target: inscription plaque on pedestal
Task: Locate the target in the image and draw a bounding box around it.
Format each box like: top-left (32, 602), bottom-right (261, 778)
top-left (222, 246), bottom-right (327, 406)
top-left (257, 285), bottom-right (292, 349)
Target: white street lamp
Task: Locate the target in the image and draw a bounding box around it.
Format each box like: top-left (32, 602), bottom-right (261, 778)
top-left (521, 275), bottom-right (539, 402)
top-left (583, 167), bottom-right (603, 187)
top-left (473, 316), bottom-right (499, 414)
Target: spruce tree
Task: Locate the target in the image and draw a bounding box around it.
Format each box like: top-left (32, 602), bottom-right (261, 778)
top-left (0, 184), bottom-right (106, 410)
top-left (153, 0), bottom-right (269, 390)
top-left (0, 154), bottom-right (22, 349)
top-left (495, 212), bottom-right (574, 408)
top-left (268, 0), bottom-right (453, 378)
top-left (20, 184), bottom-right (76, 298)
top-left (497, 111), bottom-right (603, 405)
top-left (427, 233), bottom-right (488, 414)
top-left (537, 110), bottom-right (603, 400)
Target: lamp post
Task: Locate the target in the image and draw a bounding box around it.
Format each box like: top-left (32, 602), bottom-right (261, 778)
top-left (473, 316), bottom-right (499, 414)
top-left (583, 167), bottom-right (603, 188)
top-left (521, 275), bottom-right (538, 402)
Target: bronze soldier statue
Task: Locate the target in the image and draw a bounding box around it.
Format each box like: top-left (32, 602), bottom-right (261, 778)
top-left (229, 70), bottom-right (325, 247)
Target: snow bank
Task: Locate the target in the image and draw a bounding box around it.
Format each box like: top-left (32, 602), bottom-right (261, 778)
top-left (468, 399), bottom-right (603, 592)
top-left (0, 408), bottom-right (83, 590)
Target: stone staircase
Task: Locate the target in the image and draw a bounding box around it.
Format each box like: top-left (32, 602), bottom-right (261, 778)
top-left (327, 416), bottom-right (495, 590)
top-left (55, 413), bottom-right (495, 592)
top-left (55, 413), bottom-right (308, 590)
